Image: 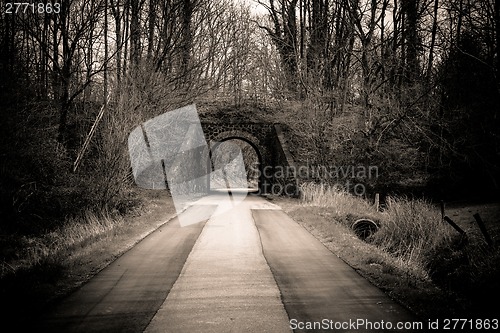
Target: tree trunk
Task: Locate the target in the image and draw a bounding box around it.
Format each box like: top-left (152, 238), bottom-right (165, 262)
top-left (427, 0), bottom-right (438, 80)
top-left (495, 0), bottom-right (500, 91)
top-left (52, 14), bottom-right (60, 102)
top-left (261, 0), bottom-right (299, 97)
top-left (123, 0), bottom-right (130, 76)
top-left (181, 0), bottom-right (193, 77)
top-left (130, 0), bottom-right (141, 66)
top-left (104, 0), bottom-right (109, 102)
top-left (147, 0), bottom-right (157, 61)
top-left (402, 0), bottom-right (419, 82)
top-left (40, 12), bottom-right (49, 98)
top-left (58, 2), bottom-right (71, 143)
top-left (111, 0), bottom-right (122, 84)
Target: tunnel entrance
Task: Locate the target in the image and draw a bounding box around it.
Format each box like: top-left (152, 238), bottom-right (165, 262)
top-left (200, 122), bottom-right (297, 196)
top-left (208, 137), bottom-right (262, 193)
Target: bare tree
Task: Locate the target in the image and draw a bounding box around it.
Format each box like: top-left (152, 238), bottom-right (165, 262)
top-left (257, 0), bottom-right (300, 96)
top-left (130, 0), bottom-right (142, 66)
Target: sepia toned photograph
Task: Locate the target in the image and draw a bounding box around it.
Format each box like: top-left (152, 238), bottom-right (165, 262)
top-left (0, 0), bottom-right (499, 331)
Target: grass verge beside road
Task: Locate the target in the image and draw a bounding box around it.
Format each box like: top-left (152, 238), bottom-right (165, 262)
top-left (0, 189), bottom-right (176, 323)
top-left (274, 183), bottom-right (500, 320)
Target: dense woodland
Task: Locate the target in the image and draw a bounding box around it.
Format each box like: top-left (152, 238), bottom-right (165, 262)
top-left (0, 0), bottom-right (499, 231)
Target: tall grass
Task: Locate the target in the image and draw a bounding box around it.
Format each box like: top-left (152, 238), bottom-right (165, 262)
top-left (299, 182), bottom-right (377, 217)
top-left (371, 196), bottom-right (454, 272)
top-left (299, 182), bottom-right (454, 278)
top-left (1, 209), bottom-right (123, 279)
top-left (0, 65), bottom-right (202, 280)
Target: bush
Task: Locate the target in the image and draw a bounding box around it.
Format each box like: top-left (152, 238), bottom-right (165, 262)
top-left (0, 208), bottom-right (123, 279)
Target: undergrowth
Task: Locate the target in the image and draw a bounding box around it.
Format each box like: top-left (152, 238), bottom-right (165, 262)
top-left (0, 208), bottom-right (128, 280)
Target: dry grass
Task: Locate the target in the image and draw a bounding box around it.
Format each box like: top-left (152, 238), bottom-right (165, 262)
top-left (283, 182), bottom-right (500, 318)
top-left (0, 189), bottom-right (176, 324)
top-left (299, 182), bottom-right (379, 219)
top-left (1, 208), bottom-right (125, 279)
top-left (298, 183), bottom-right (455, 279)
top-left (371, 197), bottom-right (454, 274)
top-left (276, 196), bottom-right (454, 319)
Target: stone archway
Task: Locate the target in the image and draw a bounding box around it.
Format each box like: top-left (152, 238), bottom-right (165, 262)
top-left (207, 132), bottom-right (264, 192)
top-left (200, 122), bottom-right (298, 196)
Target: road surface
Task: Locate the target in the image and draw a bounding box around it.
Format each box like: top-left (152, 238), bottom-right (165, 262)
top-left (33, 193), bottom-right (418, 332)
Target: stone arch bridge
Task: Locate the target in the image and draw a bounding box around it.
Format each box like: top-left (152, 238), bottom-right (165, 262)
top-left (201, 122), bottom-right (297, 196)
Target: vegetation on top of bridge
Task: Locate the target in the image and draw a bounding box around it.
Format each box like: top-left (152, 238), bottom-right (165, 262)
top-left (197, 101), bottom-right (279, 124)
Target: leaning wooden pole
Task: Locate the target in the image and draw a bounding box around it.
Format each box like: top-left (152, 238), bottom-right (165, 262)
top-left (473, 213), bottom-right (493, 246)
top-left (443, 216), bottom-right (467, 237)
top-left (72, 95), bottom-right (110, 172)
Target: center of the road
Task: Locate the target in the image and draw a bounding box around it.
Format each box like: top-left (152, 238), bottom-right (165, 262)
top-left (144, 198), bottom-right (291, 333)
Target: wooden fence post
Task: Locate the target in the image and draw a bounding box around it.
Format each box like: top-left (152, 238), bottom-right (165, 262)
top-left (473, 213), bottom-right (493, 246)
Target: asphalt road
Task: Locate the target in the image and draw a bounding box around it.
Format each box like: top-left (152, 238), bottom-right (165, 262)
top-left (35, 205), bottom-right (216, 333)
top-left (34, 194), bottom-right (418, 332)
top-left (253, 209), bottom-right (418, 332)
